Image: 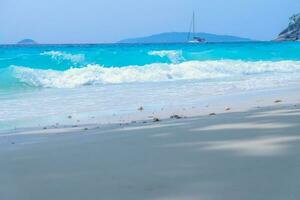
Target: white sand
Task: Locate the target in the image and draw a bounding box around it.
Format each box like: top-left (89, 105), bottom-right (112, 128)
top-left (0, 88), bottom-right (300, 200)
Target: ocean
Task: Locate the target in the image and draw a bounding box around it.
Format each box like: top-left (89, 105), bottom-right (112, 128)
top-left (1, 42), bottom-right (300, 132)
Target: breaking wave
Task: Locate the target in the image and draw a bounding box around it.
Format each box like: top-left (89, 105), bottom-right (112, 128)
top-left (148, 50), bottom-right (184, 63)
top-left (9, 60), bottom-right (300, 89)
top-left (40, 51), bottom-right (85, 64)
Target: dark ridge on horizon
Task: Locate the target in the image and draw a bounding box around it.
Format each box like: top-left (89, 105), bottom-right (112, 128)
top-left (118, 32), bottom-right (254, 44)
top-left (17, 39), bottom-right (38, 45)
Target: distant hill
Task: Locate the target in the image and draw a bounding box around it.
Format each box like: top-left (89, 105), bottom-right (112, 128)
top-left (118, 32), bottom-right (253, 44)
top-left (17, 39), bottom-right (38, 45)
top-left (275, 13), bottom-right (300, 41)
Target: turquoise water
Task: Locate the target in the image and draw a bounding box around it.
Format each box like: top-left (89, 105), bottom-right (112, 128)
top-left (1, 42), bottom-right (300, 131)
top-left (1, 42), bottom-right (300, 90)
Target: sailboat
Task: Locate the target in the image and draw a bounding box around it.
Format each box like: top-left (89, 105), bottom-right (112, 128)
top-left (188, 12), bottom-right (206, 43)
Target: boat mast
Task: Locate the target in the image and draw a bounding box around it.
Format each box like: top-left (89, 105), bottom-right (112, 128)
top-left (187, 11), bottom-right (199, 42)
top-left (193, 11), bottom-right (195, 39)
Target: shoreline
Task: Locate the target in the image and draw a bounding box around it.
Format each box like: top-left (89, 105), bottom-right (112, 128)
top-left (1, 85), bottom-right (299, 135)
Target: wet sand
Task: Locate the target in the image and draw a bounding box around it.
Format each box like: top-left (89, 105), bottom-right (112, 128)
top-left (0, 100), bottom-right (300, 199)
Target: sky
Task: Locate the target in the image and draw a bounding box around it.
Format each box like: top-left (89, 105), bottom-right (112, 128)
top-left (0, 0), bottom-right (300, 44)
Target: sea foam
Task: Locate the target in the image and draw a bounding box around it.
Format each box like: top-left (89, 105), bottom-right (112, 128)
top-left (40, 51), bottom-right (85, 64)
top-left (11, 60), bottom-right (300, 89)
top-left (148, 50), bottom-right (184, 63)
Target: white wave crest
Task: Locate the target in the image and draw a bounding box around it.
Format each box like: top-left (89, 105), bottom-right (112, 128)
top-left (11, 60), bottom-right (300, 88)
top-left (40, 51), bottom-right (85, 64)
top-left (148, 50), bottom-right (184, 63)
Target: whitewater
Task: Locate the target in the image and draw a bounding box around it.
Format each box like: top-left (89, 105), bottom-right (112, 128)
top-left (0, 42), bottom-right (300, 132)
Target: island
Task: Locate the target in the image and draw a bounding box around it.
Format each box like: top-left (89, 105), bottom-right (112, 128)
top-left (275, 13), bottom-right (300, 41)
top-left (17, 39), bottom-right (38, 45)
top-left (118, 32), bottom-right (252, 44)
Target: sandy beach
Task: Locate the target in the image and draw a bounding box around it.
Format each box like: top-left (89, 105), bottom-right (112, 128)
top-left (2, 2), bottom-right (300, 199)
top-left (0, 87), bottom-right (300, 200)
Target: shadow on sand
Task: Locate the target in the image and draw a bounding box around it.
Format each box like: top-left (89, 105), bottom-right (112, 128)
top-left (1, 104), bottom-right (300, 200)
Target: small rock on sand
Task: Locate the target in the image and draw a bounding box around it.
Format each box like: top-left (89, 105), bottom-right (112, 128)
top-left (84, 128), bottom-right (89, 131)
top-left (170, 114), bottom-right (182, 119)
top-left (153, 118), bottom-right (160, 122)
top-left (209, 113), bottom-right (216, 116)
top-left (68, 115), bottom-right (72, 119)
top-left (225, 107), bottom-right (231, 111)
top-left (274, 100), bottom-right (282, 103)
top-left (138, 106), bottom-right (144, 111)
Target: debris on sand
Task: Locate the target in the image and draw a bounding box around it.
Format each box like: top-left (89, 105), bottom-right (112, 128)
top-left (138, 106), bottom-right (144, 111)
top-left (153, 117), bottom-right (160, 122)
top-left (84, 128), bottom-right (89, 131)
top-left (274, 100), bottom-right (282, 103)
top-left (170, 114), bottom-right (182, 119)
top-left (225, 107), bottom-right (231, 111)
top-left (209, 113), bottom-right (216, 116)
top-left (68, 115), bottom-right (72, 119)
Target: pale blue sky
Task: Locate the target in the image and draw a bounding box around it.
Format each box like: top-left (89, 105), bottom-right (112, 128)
top-left (1, 0), bottom-right (299, 44)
